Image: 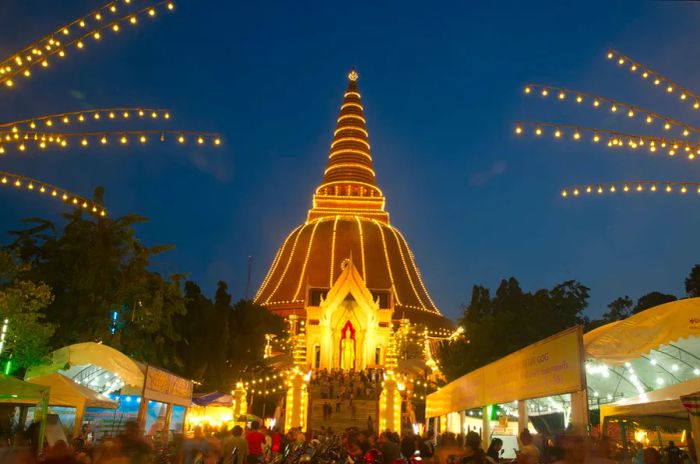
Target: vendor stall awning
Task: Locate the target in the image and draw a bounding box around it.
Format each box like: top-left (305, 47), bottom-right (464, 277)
top-left (599, 375), bottom-right (700, 428)
top-left (25, 342), bottom-right (145, 387)
top-left (27, 373), bottom-right (117, 410)
top-left (585, 298), bottom-right (700, 364)
top-left (0, 373), bottom-right (48, 404)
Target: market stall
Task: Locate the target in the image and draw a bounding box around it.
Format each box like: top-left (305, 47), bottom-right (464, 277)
top-left (187, 392), bottom-right (234, 430)
top-left (25, 342), bottom-right (192, 441)
top-left (27, 373), bottom-right (117, 436)
top-left (0, 373), bottom-right (49, 454)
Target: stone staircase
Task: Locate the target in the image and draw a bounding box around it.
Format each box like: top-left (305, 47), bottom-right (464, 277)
top-left (308, 385), bottom-right (378, 433)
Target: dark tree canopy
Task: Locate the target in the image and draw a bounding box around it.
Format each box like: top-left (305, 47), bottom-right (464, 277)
top-left (686, 265), bottom-right (700, 297)
top-left (3, 201), bottom-right (286, 389)
top-left (8, 210), bottom-right (186, 370)
top-left (174, 281), bottom-right (286, 391)
top-left (632, 291), bottom-right (677, 314)
top-left (437, 277), bottom-right (589, 381)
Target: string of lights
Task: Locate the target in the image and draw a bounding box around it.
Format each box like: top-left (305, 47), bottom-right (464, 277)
top-left (0, 1), bottom-right (176, 89)
top-left (520, 49), bottom-right (700, 200)
top-left (0, 130), bottom-right (221, 154)
top-left (0, 108), bottom-right (171, 129)
top-left (0, 0), bottom-right (221, 213)
top-left (514, 121), bottom-right (700, 160)
top-left (0, 170), bottom-right (106, 216)
top-left (561, 181), bottom-right (700, 198)
top-left (606, 50), bottom-right (700, 110)
top-left (523, 83), bottom-right (700, 138)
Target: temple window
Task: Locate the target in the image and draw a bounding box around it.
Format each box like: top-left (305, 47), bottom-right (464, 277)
top-left (309, 289), bottom-right (328, 306)
top-left (371, 291), bottom-right (390, 309)
top-left (314, 345), bottom-right (321, 368)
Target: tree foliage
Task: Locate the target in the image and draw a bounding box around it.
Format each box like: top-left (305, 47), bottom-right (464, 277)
top-left (437, 277), bottom-right (589, 381)
top-left (686, 265), bottom-right (700, 298)
top-left (631, 291), bottom-right (677, 314)
top-left (8, 206), bottom-right (186, 371)
top-left (0, 251), bottom-right (55, 373)
top-left (174, 281), bottom-right (286, 391)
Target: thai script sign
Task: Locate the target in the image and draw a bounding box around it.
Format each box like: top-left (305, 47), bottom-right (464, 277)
top-left (427, 326), bottom-right (584, 417)
top-left (144, 366), bottom-right (192, 404)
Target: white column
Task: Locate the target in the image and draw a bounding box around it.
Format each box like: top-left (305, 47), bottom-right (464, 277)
top-left (570, 389), bottom-right (589, 436)
top-left (482, 406), bottom-right (491, 450)
top-left (689, 415), bottom-right (700, 464)
top-left (518, 400), bottom-right (528, 433)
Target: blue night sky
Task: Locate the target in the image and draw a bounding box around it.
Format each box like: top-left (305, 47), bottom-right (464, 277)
top-left (1, 1), bottom-right (700, 322)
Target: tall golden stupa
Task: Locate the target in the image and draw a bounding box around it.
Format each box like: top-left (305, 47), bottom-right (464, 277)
top-left (255, 71), bottom-right (454, 371)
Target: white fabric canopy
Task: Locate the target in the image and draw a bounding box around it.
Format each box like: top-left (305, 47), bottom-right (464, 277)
top-left (598, 375), bottom-right (700, 430)
top-left (27, 373), bottom-right (117, 409)
top-left (584, 298), bottom-right (700, 364)
top-left (0, 373), bottom-right (48, 404)
top-left (25, 342), bottom-right (145, 387)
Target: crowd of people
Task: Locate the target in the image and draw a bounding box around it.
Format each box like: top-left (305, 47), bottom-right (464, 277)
top-left (2, 417), bottom-right (698, 464)
top-left (0, 420), bottom-right (305, 464)
top-left (310, 368), bottom-right (385, 402)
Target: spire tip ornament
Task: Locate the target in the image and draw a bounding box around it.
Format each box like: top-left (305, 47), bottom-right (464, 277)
top-left (348, 69), bottom-right (359, 82)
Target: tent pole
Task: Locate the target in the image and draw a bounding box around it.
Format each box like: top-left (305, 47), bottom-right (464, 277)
top-left (163, 403), bottom-right (172, 443)
top-left (689, 415), bottom-right (700, 464)
top-left (73, 403), bottom-right (85, 438)
top-left (136, 365), bottom-right (149, 434)
top-left (36, 390), bottom-right (49, 457)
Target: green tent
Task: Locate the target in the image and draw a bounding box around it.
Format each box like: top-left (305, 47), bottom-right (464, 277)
top-left (0, 373), bottom-right (49, 455)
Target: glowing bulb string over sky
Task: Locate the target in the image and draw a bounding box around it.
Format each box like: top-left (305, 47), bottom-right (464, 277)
top-left (521, 83), bottom-right (700, 138)
top-left (516, 49), bottom-right (700, 199)
top-left (0, 0), bottom-right (222, 216)
top-left (0, 0), bottom-right (176, 88)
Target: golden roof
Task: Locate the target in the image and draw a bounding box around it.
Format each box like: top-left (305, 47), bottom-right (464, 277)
top-left (255, 71), bottom-right (454, 335)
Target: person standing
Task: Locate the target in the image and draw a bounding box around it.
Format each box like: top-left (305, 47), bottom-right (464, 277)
top-left (181, 425), bottom-right (212, 464)
top-left (486, 438), bottom-right (503, 464)
top-left (223, 426), bottom-right (248, 464)
top-left (271, 428), bottom-right (282, 459)
top-left (245, 422), bottom-right (266, 464)
top-left (516, 430), bottom-right (540, 464)
top-left (666, 441), bottom-right (683, 464)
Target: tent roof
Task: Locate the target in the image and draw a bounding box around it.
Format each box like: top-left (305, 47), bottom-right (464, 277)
top-left (584, 298), bottom-right (700, 364)
top-left (0, 373), bottom-right (48, 404)
top-left (27, 373), bottom-right (117, 409)
top-left (26, 342), bottom-right (145, 387)
top-left (599, 375), bottom-right (700, 428)
top-left (193, 392), bottom-right (233, 407)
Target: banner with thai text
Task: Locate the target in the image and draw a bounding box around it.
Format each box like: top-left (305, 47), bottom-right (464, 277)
top-left (427, 326), bottom-right (584, 417)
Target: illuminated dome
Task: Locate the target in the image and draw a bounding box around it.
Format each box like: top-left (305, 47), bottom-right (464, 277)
top-left (255, 71), bottom-right (454, 335)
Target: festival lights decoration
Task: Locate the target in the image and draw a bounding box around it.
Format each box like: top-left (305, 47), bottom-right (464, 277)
top-left (0, 0), bottom-right (221, 216)
top-left (517, 49), bottom-right (700, 200)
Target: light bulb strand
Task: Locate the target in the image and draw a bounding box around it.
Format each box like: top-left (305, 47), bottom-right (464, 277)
top-left (0, 170), bottom-right (107, 216)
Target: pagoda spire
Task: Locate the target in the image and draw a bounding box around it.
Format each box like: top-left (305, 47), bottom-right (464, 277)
top-left (323, 70), bottom-right (376, 187)
top-left (308, 70), bottom-right (389, 223)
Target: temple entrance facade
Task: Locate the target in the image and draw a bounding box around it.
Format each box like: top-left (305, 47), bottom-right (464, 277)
top-left (304, 260), bottom-right (393, 370)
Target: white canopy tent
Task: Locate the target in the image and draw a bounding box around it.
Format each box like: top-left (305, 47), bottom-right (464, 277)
top-left (584, 298), bottom-right (700, 403)
top-left (599, 376), bottom-right (700, 428)
top-left (27, 373), bottom-right (117, 435)
top-left (25, 342), bottom-right (145, 393)
top-left (580, 298), bottom-right (700, 463)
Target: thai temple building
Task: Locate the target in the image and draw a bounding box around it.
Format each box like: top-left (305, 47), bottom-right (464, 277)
top-left (255, 70), bottom-right (454, 373)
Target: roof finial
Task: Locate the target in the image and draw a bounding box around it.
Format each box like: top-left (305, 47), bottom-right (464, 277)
top-left (348, 69), bottom-right (359, 82)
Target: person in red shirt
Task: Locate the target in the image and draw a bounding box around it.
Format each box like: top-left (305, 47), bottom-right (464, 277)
top-left (245, 421), bottom-right (266, 464)
top-left (271, 428), bottom-right (283, 458)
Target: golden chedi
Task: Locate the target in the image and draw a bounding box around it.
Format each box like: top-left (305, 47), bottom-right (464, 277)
top-left (255, 70), bottom-right (454, 370)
